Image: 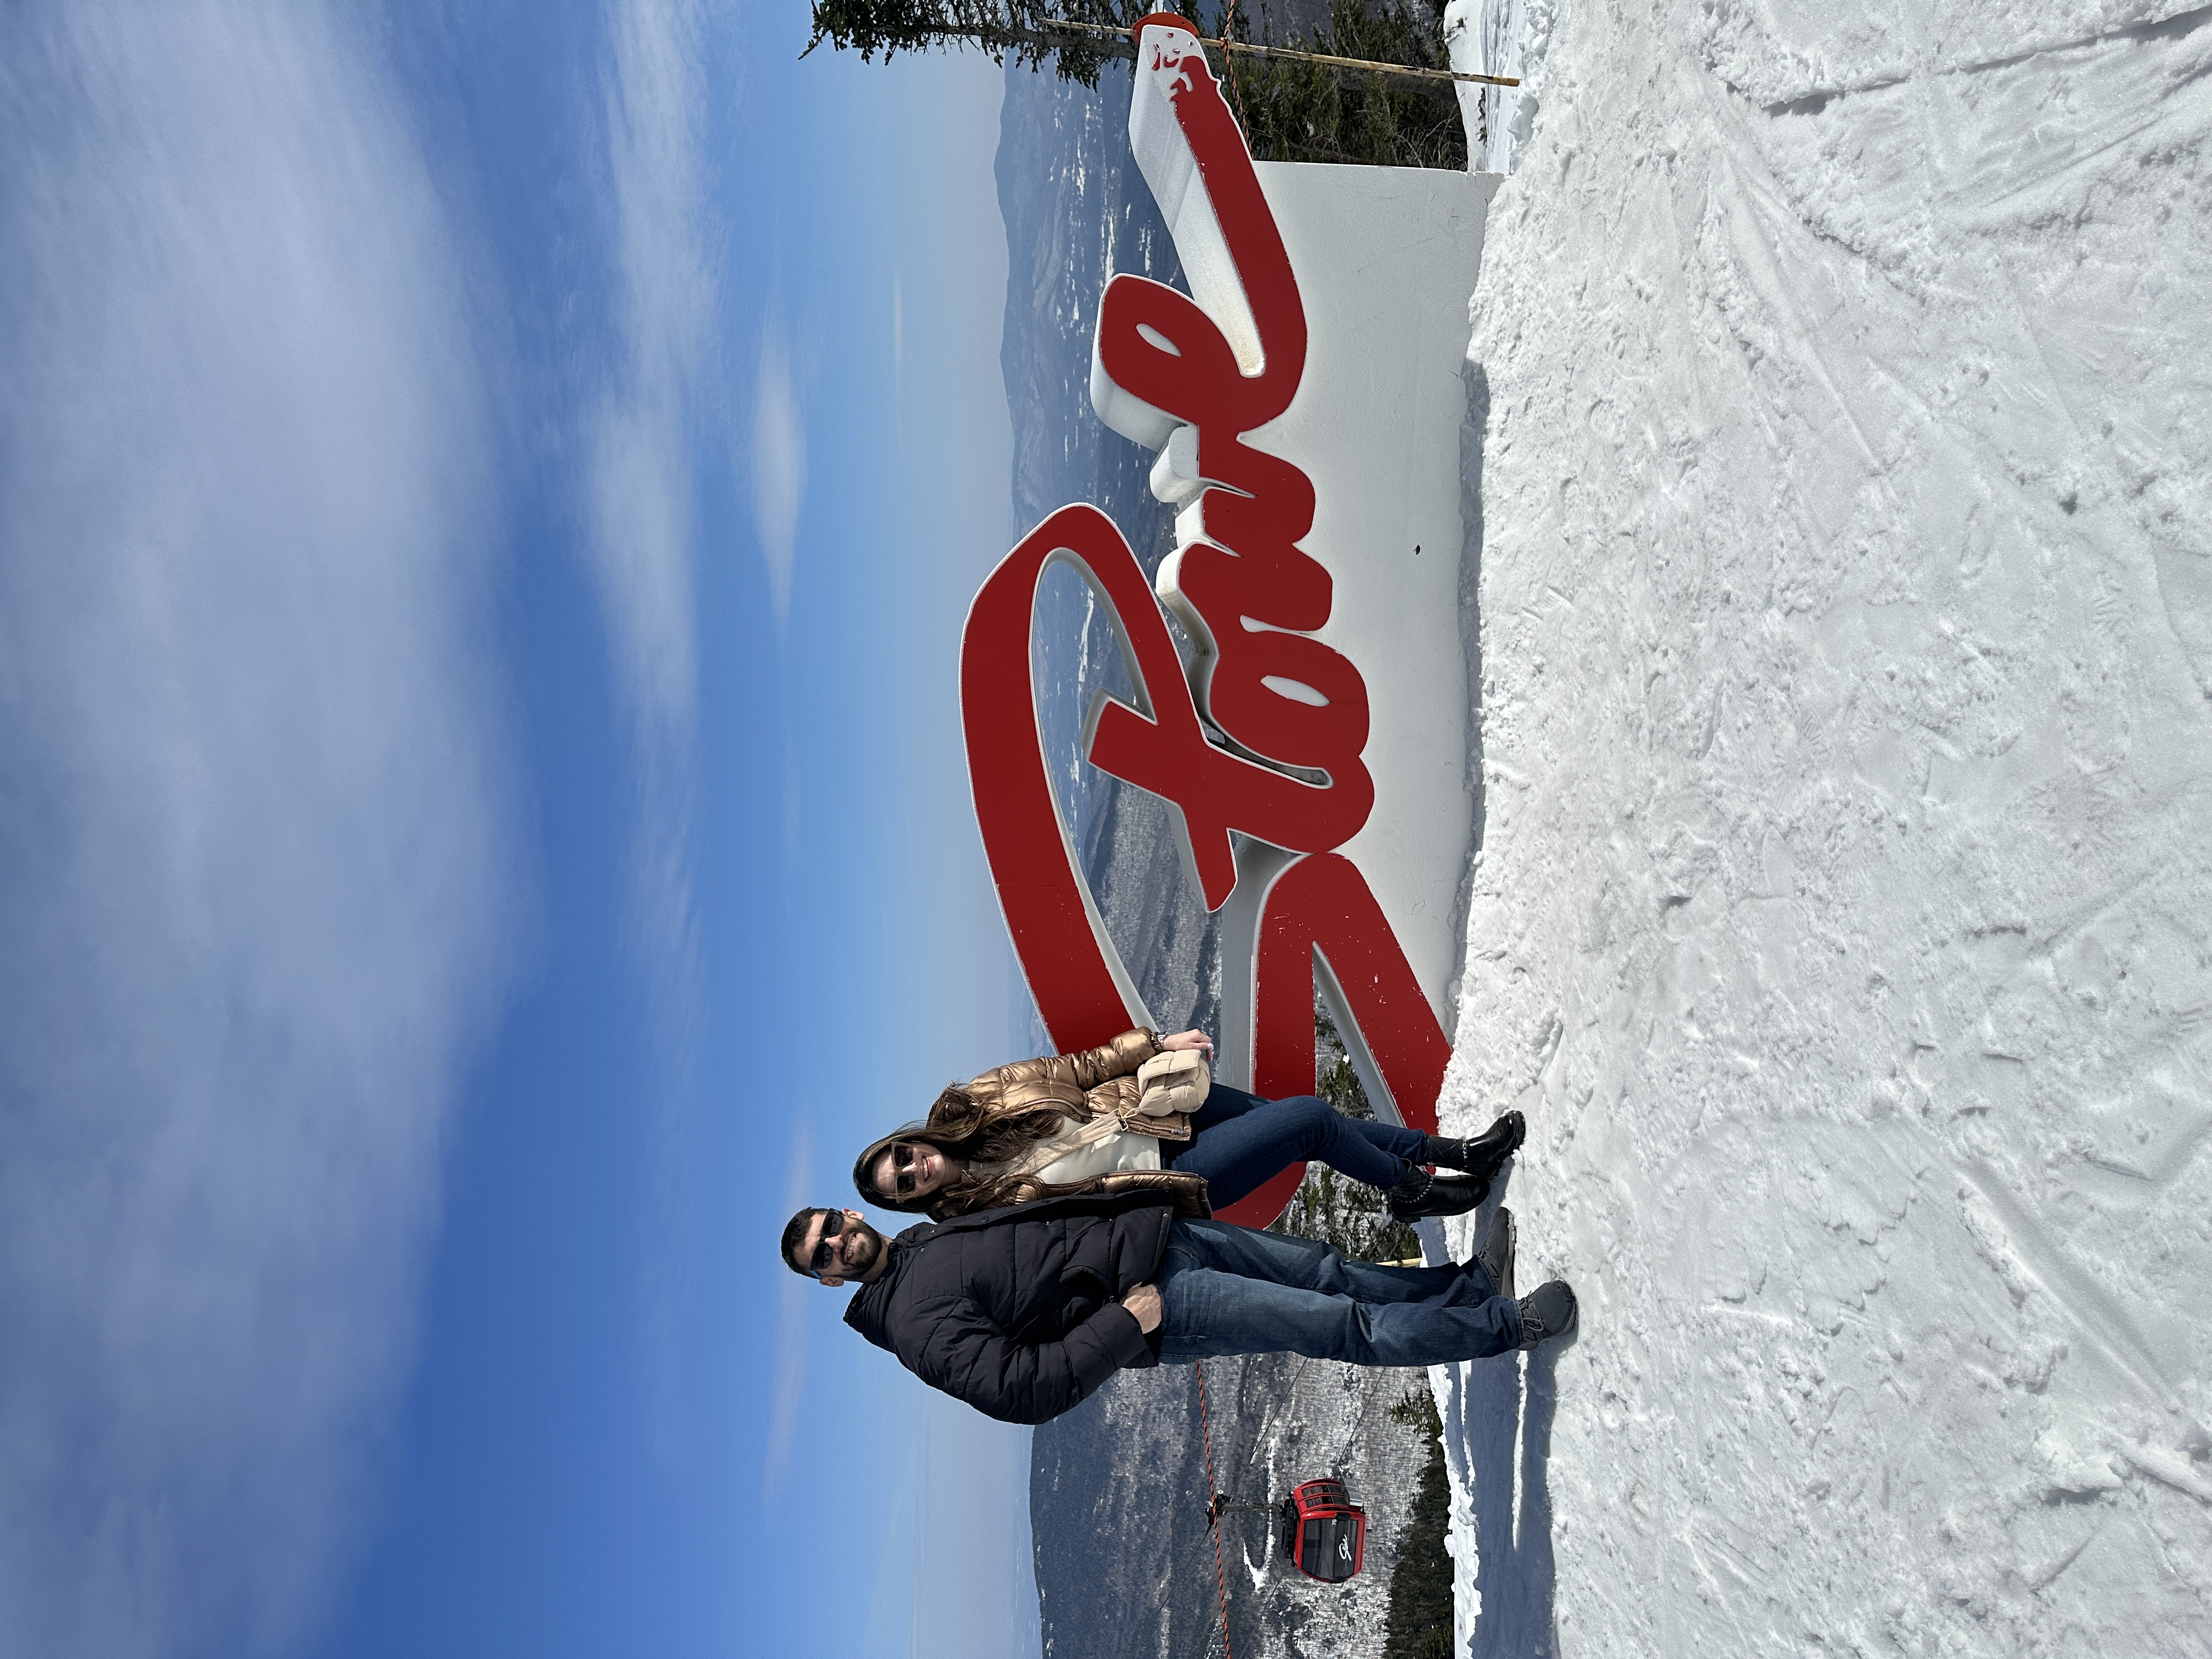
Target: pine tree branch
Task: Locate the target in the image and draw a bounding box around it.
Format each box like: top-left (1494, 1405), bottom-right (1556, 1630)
top-left (802, 18), bottom-right (1139, 62)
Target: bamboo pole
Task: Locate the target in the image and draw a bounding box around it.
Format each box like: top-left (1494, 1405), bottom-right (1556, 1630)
top-left (1039, 15), bottom-right (1521, 88)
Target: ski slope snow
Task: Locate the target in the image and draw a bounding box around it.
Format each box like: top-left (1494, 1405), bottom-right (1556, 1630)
top-left (1432, 0), bottom-right (2212, 1654)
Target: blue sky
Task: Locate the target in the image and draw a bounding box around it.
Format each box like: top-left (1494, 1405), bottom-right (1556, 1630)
top-left (0, 3), bottom-right (1030, 1655)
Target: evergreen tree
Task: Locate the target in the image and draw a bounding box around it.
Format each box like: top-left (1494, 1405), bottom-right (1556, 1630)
top-left (803, 0), bottom-right (1161, 88)
top-left (804, 0), bottom-right (1475, 167)
top-left (1228, 0), bottom-right (1468, 171)
top-left (1388, 1384), bottom-right (1443, 1437)
top-left (1268, 1003), bottom-right (1422, 1262)
top-left (1381, 1430), bottom-right (1456, 1659)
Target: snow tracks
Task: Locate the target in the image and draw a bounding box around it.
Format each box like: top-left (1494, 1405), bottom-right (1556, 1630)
top-left (1434, 1), bottom-right (2212, 1654)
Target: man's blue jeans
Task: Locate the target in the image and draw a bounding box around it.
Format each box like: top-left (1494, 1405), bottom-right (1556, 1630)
top-left (1153, 1217), bottom-right (1524, 1366)
top-left (1167, 1083), bottom-right (1428, 1209)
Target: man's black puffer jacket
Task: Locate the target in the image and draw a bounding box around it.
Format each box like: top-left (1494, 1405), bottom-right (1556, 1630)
top-left (843, 1190), bottom-right (1176, 1425)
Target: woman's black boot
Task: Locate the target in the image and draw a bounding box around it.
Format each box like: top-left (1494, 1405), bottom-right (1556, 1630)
top-left (1423, 1111), bottom-right (1525, 1181)
top-left (1385, 1164), bottom-right (1489, 1221)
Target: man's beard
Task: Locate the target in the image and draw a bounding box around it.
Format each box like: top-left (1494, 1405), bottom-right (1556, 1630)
top-left (842, 1220), bottom-right (885, 1277)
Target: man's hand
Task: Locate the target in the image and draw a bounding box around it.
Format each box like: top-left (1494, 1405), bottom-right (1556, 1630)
top-left (1160, 1029), bottom-right (1214, 1058)
top-left (1120, 1283), bottom-right (1163, 1333)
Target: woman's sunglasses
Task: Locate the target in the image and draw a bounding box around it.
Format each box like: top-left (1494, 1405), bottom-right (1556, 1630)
top-left (889, 1142), bottom-right (927, 1199)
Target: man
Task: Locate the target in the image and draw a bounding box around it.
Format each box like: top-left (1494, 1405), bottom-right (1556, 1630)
top-left (781, 1190), bottom-right (1576, 1425)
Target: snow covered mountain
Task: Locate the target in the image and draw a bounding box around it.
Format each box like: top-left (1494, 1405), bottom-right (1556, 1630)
top-left (1032, 1354), bottom-right (1436, 1659)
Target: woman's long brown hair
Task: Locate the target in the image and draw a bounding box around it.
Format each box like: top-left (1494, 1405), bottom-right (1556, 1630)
top-left (851, 1085), bottom-right (1096, 1217)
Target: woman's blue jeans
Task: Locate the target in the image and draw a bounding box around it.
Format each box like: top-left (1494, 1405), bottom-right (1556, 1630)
top-left (1165, 1082), bottom-right (1427, 1209)
top-left (1153, 1217), bottom-right (1524, 1365)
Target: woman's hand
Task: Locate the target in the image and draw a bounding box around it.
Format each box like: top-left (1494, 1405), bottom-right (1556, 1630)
top-left (1160, 1029), bottom-right (1214, 1058)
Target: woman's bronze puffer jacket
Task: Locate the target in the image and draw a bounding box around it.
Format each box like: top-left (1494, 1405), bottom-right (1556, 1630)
top-left (963, 1027), bottom-right (1191, 1142)
top-left (853, 1029), bottom-right (1211, 1220)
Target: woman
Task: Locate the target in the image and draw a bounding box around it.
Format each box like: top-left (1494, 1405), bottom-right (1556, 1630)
top-left (851, 1026), bottom-right (1523, 1222)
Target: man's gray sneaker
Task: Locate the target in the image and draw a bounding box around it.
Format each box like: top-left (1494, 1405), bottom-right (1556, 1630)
top-left (1474, 1206), bottom-right (1516, 1301)
top-left (1516, 1279), bottom-right (1577, 1348)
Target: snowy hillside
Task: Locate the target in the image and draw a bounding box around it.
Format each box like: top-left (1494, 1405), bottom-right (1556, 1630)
top-left (1434, 0), bottom-right (2212, 1654)
top-left (1033, 1352), bottom-right (1434, 1659)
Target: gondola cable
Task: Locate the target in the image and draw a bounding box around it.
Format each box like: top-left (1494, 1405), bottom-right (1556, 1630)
top-left (1194, 1359), bottom-right (1236, 1659)
top-left (1193, 1358), bottom-right (1370, 1658)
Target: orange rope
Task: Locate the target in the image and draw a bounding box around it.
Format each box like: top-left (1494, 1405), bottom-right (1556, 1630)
top-left (1217, 0), bottom-right (1248, 126)
top-left (1195, 1360), bottom-right (1234, 1659)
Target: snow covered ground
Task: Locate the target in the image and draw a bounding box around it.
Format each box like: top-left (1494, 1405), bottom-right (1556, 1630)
top-left (1430, 0), bottom-right (2212, 1654)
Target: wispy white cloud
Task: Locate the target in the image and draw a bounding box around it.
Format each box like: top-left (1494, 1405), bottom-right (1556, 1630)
top-left (0, 7), bottom-right (517, 1656)
top-left (590, 0), bottom-right (711, 737)
top-left (865, 1397), bottom-right (1039, 1659)
top-left (586, 0), bottom-right (715, 1457)
top-left (891, 270), bottom-right (906, 453)
top-left (762, 1122), bottom-right (814, 1498)
top-left (751, 323), bottom-right (807, 625)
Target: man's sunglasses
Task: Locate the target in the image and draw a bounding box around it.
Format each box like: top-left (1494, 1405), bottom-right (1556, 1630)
top-left (809, 1210), bottom-right (851, 1277)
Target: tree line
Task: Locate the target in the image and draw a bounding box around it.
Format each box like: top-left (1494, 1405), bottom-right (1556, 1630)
top-left (805, 0), bottom-right (1475, 170)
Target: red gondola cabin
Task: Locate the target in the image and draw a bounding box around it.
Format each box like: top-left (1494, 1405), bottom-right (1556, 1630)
top-left (1278, 1478), bottom-right (1366, 1584)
